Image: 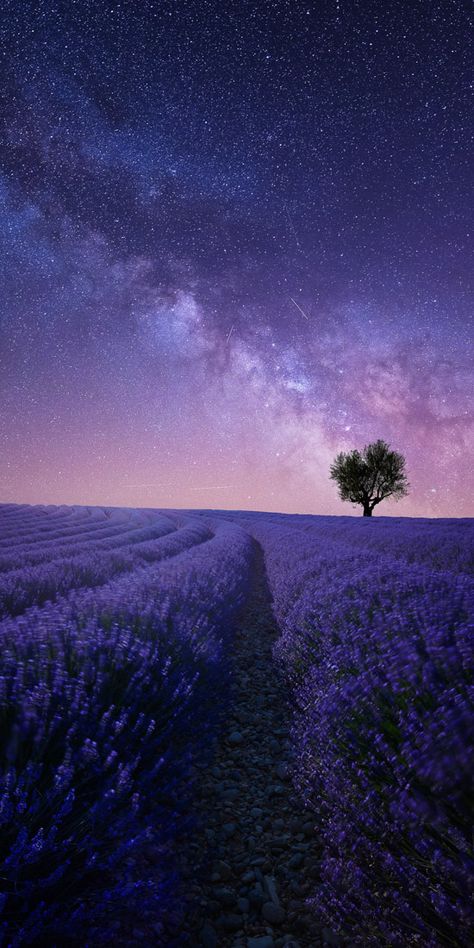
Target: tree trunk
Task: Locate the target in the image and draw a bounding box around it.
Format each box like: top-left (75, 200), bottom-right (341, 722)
top-left (363, 504), bottom-right (372, 517)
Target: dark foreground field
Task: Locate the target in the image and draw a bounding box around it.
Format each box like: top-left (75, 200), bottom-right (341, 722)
top-left (0, 504), bottom-right (472, 947)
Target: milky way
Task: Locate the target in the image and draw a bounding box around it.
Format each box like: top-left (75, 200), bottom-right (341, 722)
top-left (0, 0), bottom-right (472, 515)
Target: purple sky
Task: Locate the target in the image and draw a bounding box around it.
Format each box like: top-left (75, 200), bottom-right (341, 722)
top-left (0, 0), bottom-right (472, 516)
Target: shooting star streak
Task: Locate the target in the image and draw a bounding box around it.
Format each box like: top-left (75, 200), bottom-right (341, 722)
top-left (226, 325), bottom-right (235, 343)
top-left (289, 297), bottom-right (309, 320)
top-left (189, 485), bottom-right (233, 491)
top-left (127, 483), bottom-right (172, 490)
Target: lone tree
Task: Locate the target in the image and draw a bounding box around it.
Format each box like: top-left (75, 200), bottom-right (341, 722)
top-left (330, 439), bottom-right (409, 517)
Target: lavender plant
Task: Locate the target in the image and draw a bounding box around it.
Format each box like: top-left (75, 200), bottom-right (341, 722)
top-left (0, 507), bottom-right (253, 944)
top-left (242, 514), bottom-right (474, 946)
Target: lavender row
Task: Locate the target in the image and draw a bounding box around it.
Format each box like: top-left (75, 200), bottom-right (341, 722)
top-left (0, 505), bottom-right (105, 546)
top-left (0, 514), bottom-right (177, 575)
top-left (0, 506), bottom-right (159, 558)
top-left (223, 510), bottom-right (474, 577)
top-left (0, 519), bottom-right (211, 620)
top-left (0, 517), bottom-right (253, 945)
top-left (285, 515), bottom-right (474, 577)
top-left (244, 516), bottom-right (473, 947)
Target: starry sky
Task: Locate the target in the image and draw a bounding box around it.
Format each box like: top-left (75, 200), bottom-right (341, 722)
top-left (0, 0), bottom-right (472, 516)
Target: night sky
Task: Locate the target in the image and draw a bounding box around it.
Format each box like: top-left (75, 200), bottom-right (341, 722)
top-left (0, 0), bottom-right (472, 516)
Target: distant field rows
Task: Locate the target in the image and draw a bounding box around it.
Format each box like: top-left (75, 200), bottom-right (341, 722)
top-left (0, 504), bottom-right (472, 947)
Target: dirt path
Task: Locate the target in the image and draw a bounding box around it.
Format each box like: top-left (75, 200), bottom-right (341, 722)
top-left (179, 540), bottom-right (327, 948)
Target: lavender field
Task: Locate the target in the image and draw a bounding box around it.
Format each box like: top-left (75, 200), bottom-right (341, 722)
top-left (0, 504), bottom-right (472, 947)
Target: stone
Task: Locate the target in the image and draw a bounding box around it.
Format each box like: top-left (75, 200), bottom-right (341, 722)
top-left (262, 901), bottom-right (286, 925)
top-left (237, 896), bottom-right (250, 913)
top-left (216, 913), bottom-right (243, 932)
top-left (223, 822), bottom-right (237, 837)
top-left (249, 887), bottom-right (265, 908)
top-left (268, 784), bottom-right (284, 796)
top-left (216, 860), bottom-right (232, 881)
top-left (200, 921), bottom-right (218, 947)
top-left (222, 787), bottom-right (240, 801)
top-left (247, 938), bottom-right (275, 948)
top-left (214, 887), bottom-right (236, 907)
top-left (288, 853), bottom-right (304, 869)
top-left (264, 874), bottom-right (280, 906)
top-left (229, 731), bottom-right (244, 745)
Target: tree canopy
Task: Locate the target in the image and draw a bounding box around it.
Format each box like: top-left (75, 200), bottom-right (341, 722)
top-left (330, 439), bottom-right (409, 516)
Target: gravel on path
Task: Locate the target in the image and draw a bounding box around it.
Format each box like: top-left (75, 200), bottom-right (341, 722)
top-left (179, 539), bottom-right (331, 948)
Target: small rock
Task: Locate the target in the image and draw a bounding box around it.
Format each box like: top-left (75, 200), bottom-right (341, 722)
top-left (268, 784), bottom-right (284, 796)
top-left (229, 731), bottom-right (244, 745)
top-left (200, 921), bottom-right (218, 947)
top-left (249, 887), bottom-right (265, 908)
top-left (275, 762), bottom-right (289, 780)
top-left (214, 887), bottom-right (236, 907)
top-left (237, 896), bottom-right (250, 913)
top-left (222, 787), bottom-right (240, 801)
top-left (264, 874), bottom-right (280, 906)
top-left (288, 853), bottom-right (304, 869)
top-left (216, 860), bottom-right (232, 881)
top-left (250, 807), bottom-right (263, 818)
top-left (216, 913), bottom-right (243, 932)
top-left (247, 937), bottom-right (275, 948)
top-left (223, 822), bottom-right (237, 837)
top-left (262, 901), bottom-right (286, 925)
